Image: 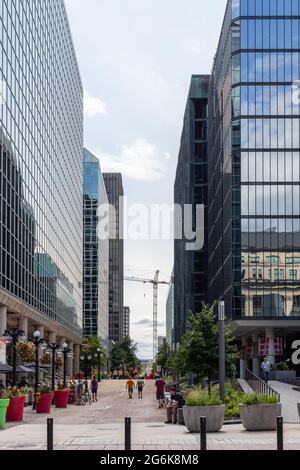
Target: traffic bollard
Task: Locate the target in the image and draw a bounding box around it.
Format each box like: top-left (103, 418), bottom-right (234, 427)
top-left (47, 418), bottom-right (54, 451)
top-left (125, 417), bottom-right (131, 451)
top-left (200, 416), bottom-right (207, 451)
top-left (277, 416), bottom-right (284, 451)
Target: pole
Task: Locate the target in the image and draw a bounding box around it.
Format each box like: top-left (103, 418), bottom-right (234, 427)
top-left (218, 300), bottom-right (225, 402)
top-left (125, 417), bottom-right (131, 450)
top-left (51, 347), bottom-right (56, 391)
top-left (47, 418), bottom-right (54, 451)
top-left (200, 416), bottom-right (207, 451)
top-left (97, 353), bottom-right (101, 382)
top-left (33, 341), bottom-right (39, 410)
top-left (277, 417), bottom-right (284, 451)
top-left (12, 334), bottom-right (17, 387)
top-left (63, 350), bottom-right (67, 388)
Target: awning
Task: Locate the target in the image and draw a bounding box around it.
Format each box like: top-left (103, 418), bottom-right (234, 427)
top-left (0, 363), bottom-right (12, 373)
top-left (16, 365), bottom-right (35, 373)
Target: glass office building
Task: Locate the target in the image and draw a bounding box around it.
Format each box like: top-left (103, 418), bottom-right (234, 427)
top-left (123, 306), bottom-right (130, 338)
top-left (174, 75), bottom-right (209, 345)
top-left (207, 0), bottom-right (300, 375)
top-left (166, 269), bottom-right (175, 350)
top-left (103, 173), bottom-right (124, 342)
top-left (0, 0), bottom-right (83, 341)
top-left (83, 149), bottom-right (109, 349)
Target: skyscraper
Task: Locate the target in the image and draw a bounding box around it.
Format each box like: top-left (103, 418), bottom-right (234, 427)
top-left (174, 75), bottom-right (209, 344)
top-left (0, 0), bottom-right (83, 375)
top-left (166, 269), bottom-right (175, 350)
top-left (123, 306), bottom-right (130, 338)
top-left (83, 149), bottom-right (109, 350)
top-left (207, 0), bottom-right (300, 376)
top-left (103, 173), bottom-right (124, 343)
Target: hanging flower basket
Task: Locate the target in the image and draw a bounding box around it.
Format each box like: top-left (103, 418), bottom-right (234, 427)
top-left (41, 352), bottom-right (52, 365)
top-left (16, 341), bottom-right (35, 363)
top-left (55, 356), bottom-right (63, 367)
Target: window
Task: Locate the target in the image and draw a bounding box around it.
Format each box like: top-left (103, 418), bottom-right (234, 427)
top-left (289, 269), bottom-right (298, 280)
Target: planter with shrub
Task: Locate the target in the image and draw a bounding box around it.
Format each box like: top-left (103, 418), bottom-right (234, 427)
top-left (239, 394), bottom-right (281, 431)
top-left (269, 361), bottom-right (297, 381)
top-left (54, 387), bottom-right (70, 408)
top-left (35, 383), bottom-right (54, 414)
top-left (5, 387), bottom-right (26, 422)
top-left (183, 389), bottom-right (225, 433)
top-left (0, 390), bottom-right (10, 429)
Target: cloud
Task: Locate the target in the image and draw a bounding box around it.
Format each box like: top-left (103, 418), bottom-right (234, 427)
top-left (84, 90), bottom-right (107, 117)
top-left (94, 139), bottom-right (166, 181)
top-left (133, 318), bottom-right (164, 327)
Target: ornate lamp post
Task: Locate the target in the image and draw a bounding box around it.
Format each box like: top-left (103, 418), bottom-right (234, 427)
top-left (2, 329), bottom-right (27, 386)
top-left (32, 330), bottom-right (47, 410)
top-left (80, 352), bottom-right (92, 389)
top-left (46, 343), bottom-right (62, 391)
top-left (62, 343), bottom-right (73, 388)
top-left (95, 348), bottom-right (101, 382)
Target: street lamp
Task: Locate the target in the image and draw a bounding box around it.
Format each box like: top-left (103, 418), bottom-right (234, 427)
top-left (218, 300), bottom-right (226, 402)
top-left (46, 342), bottom-right (62, 391)
top-left (80, 352), bottom-right (92, 387)
top-left (62, 342), bottom-right (73, 388)
top-left (2, 329), bottom-right (27, 386)
top-left (95, 348), bottom-right (101, 382)
top-left (32, 330), bottom-right (47, 410)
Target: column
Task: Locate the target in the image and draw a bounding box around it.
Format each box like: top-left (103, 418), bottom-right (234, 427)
top-left (59, 337), bottom-right (66, 376)
top-left (239, 337), bottom-right (247, 379)
top-left (0, 306), bottom-right (7, 385)
top-left (252, 333), bottom-right (260, 376)
top-left (67, 341), bottom-right (74, 378)
top-left (73, 344), bottom-right (80, 377)
top-left (19, 317), bottom-right (28, 337)
top-left (266, 327), bottom-right (275, 365)
top-left (48, 332), bottom-right (56, 345)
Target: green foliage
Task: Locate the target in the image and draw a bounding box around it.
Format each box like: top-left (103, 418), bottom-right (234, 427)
top-left (171, 303), bottom-right (239, 391)
top-left (111, 337), bottom-right (141, 372)
top-left (240, 393), bottom-right (280, 405)
top-left (185, 388), bottom-right (222, 406)
top-left (224, 382), bottom-right (244, 417)
top-left (154, 341), bottom-right (173, 374)
top-left (272, 361), bottom-right (289, 371)
top-left (80, 336), bottom-right (107, 368)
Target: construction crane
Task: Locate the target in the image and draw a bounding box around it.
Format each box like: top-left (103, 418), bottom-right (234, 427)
top-left (124, 270), bottom-right (169, 359)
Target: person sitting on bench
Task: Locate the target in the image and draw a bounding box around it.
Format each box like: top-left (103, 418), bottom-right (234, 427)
top-left (165, 386), bottom-right (185, 424)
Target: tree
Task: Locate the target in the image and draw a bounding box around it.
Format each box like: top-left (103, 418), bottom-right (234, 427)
top-left (110, 337), bottom-right (141, 372)
top-left (80, 336), bottom-right (107, 369)
top-left (154, 341), bottom-right (173, 376)
top-left (172, 303), bottom-right (238, 393)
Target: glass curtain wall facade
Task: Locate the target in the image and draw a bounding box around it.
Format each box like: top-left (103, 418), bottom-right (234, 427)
top-left (166, 269), bottom-right (175, 350)
top-left (123, 306), bottom-right (130, 338)
top-left (0, 0), bottom-right (83, 335)
top-left (83, 149), bottom-right (109, 349)
top-left (174, 75), bottom-right (209, 345)
top-left (208, 0), bottom-right (300, 320)
top-left (103, 173), bottom-right (124, 342)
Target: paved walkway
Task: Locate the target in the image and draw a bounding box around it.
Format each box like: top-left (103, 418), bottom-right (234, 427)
top-left (270, 381), bottom-right (300, 423)
top-left (0, 380), bottom-right (300, 450)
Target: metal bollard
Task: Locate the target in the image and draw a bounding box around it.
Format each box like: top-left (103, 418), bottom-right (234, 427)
top-left (47, 418), bottom-right (54, 451)
top-left (125, 417), bottom-right (131, 451)
top-left (277, 416), bottom-right (284, 451)
top-left (200, 416), bottom-right (207, 451)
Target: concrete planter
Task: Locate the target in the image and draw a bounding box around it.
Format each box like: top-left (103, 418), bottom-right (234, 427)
top-left (297, 403), bottom-right (300, 420)
top-left (183, 405), bottom-right (225, 433)
top-left (269, 370), bottom-right (297, 381)
top-left (239, 403), bottom-right (282, 431)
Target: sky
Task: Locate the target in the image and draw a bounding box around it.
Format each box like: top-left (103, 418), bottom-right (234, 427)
top-left (65, 0), bottom-right (228, 359)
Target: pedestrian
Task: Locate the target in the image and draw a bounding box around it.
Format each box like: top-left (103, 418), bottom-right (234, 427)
top-left (261, 357), bottom-right (272, 383)
top-left (76, 379), bottom-right (84, 405)
top-left (137, 377), bottom-right (145, 399)
top-left (0, 379), bottom-right (4, 390)
top-left (91, 375), bottom-right (98, 402)
top-left (126, 378), bottom-right (135, 399)
top-left (155, 375), bottom-right (165, 408)
top-left (165, 387), bottom-right (185, 424)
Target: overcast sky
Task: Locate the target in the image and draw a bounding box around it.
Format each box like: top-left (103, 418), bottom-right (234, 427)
top-left (65, 0), bottom-right (228, 359)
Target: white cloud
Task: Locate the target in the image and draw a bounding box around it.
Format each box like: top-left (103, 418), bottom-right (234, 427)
top-left (84, 90), bottom-right (107, 117)
top-left (94, 139), bottom-right (165, 181)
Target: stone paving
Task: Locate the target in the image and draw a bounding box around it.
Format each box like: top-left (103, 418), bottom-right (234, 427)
top-left (269, 381), bottom-right (300, 423)
top-left (0, 380), bottom-right (300, 450)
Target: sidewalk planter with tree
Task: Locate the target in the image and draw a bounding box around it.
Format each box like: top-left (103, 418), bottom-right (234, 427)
top-left (54, 388), bottom-right (70, 408)
top-left (35, 384), bottom-right (53, 414)
top-left (0, 390), bottom-right (10, 429)
top-left (183, 389), bottom-right (225, 433)
top-left (5, 388), bottom-right (26, 422)
top-left (239, 394), bottom-right (282, 431)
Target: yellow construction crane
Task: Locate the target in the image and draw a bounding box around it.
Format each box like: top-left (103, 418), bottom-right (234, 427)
top-left (124, 270), bottom-right (169, 359)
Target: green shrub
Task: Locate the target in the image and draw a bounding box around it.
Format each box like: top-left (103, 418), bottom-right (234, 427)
top-left (224, 382), bottom-right (245, 417)
top-left (272, 361), bottom-right (289, 371)
top-left (240, 393), bottom-right (280, 405)
top-left (185, 388), bottom-right (222, 406)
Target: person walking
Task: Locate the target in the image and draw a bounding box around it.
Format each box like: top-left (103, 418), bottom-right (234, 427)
top-left (126, 378), bottom-right (135, 399)
top-left (91, 375), bottom-right (98, 402)
top-left (137, 377), bottom-right (145, 399)
top-left (155, 375), bottom-right (165, 408)
top-left (261, 357), bottom-right (272, 383)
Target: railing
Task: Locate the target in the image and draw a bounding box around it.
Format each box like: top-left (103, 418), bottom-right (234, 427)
top-left (245, 368), bottom-right (280, 400)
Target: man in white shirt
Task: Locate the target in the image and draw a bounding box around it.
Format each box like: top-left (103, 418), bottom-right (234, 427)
top-left (261, 357), bottom-right (272, 383)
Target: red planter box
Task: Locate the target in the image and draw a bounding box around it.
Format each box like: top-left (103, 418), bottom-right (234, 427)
top-left (6, 396), bottom-right (25, 422)
top-left (54, 390), bottom-right (70, 408)
top-left (35, 393), bottom-right (54, 414)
